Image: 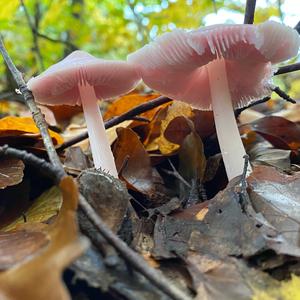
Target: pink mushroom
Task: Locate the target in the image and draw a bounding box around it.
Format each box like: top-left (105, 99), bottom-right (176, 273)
top-left (28, 50), bottom-right (140, 177)
top-left (128, 21), bottom-right (300, 180)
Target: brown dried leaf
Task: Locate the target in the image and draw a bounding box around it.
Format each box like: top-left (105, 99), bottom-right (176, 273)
top-left (114, 127), bottom-right (156, 195)
top-left (248, 165), bottom-right (300, 256)
top-left (250, 116), bottom-right (300, 151)
top-left (0, 177), bottom-right (86, 300)
top-left (0, 229), bottom-right (49, 271)
top-left (146, 101), bottom-right (193, 154)
top-left (0, 158), bottom-right (24, 189)
top-left (186, 253), bottom-right (277, 300)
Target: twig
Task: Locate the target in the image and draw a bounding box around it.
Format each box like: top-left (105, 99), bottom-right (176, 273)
top-left (244, 0), bottom-right (256, 24)
top-left (78, 195), bottom-right (192, 300)
top-left (275, 62), bottom-right (300, 76)
top-left (235, 96), bottom-right (270, 117)
top-left (0, 36), bottom-right (63, 171)
top-left (272, 86), bottom-right (296, 103)
top-left (57, 96), bottom-right (172, 152)
top-left (0, 145), bottom-right (65, 183)
top-left (35, 31), bottom-right (78, 50)
top-left (20, 0), bottom-right (44, 70)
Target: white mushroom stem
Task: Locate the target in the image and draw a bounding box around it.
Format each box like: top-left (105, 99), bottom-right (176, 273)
top-left (78, 82), bottom-right (118, 177)
top-left (207, 58), bottom-right (252, 180)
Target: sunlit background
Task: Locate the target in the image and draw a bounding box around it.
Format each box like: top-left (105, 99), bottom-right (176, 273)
top-left (0, 0), bottom-right (299, 98)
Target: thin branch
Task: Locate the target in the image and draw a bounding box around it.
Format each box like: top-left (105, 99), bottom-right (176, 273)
top-left (235, 96), bottom-right (271, 117)
top-left (78, 195), bottom-right (192, 300)
top-left (244, 0), bottom-right (256, 24)
top-left (20, 0), bottom-right (44, 70)
top-left (0, 145), bottom-right (65, 183)
top-left (275, 62), bottom-right (300, 75)
top-left (273, 86), bottom-right (296, 103)
top-left (57, 96), bottom-right (172, 152)
top-left (0, 36), bottom-right (63, 171)
top-left (35, 31), bottom-right (77, 50)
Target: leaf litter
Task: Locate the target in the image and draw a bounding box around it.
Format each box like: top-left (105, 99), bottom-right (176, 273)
top-left (1, 92), bottom-right (300, 299)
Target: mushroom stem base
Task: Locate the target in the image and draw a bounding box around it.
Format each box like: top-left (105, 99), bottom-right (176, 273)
top-left (207, 59), bottom-right (251, 180)
top-left (79, 83), bottom-right (118, 177)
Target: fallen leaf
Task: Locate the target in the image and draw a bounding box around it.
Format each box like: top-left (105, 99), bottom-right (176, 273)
top-left (186, 252), bottom-right (278, 300)
top-left (114, 127), bottom-right (156, 195)
top-left (0, 158), bottom-right (24, 189)
top-left (0, 176), bottom-right (87, 300)
top-left (2, 186), bottom-right (62, 232)
top-left (146, 101), bottom-right (193, 154)
top-left (250, 116), bottom-right (300, 151)
top-left (179, 129), bottom-right (207, 200)
top-left (0, 116), bottom-right (63, 145)
top-left (248, 165), bottom-right (300, 256)
top-left (0, 229), bottom-right (49, 271)
top-left (249, 141), bottom-right (291, 170)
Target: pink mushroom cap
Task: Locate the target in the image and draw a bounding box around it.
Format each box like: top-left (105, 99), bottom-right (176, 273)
top-left (27, 50), bottom-right (141, 105)
top-left (128, 21), bottom-right (300, 110)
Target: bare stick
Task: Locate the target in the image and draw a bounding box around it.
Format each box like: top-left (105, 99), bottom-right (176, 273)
top-left (79, 195), bottom-right (192, 300)
top-left (273, 86), bottom-right (296, 103)
top-left (57, 96), bottom-right (172, 152)
top-left (244, 0), bottom-right (256, 24)
top-left (275, 62), bottom-right (300, 75)
top-left (0, 37), bottom-right (63, 171)
top-left (0, 145), bottom-right (65, 183)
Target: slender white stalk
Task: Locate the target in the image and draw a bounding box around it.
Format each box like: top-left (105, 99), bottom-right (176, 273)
top-left (207, 59), bottom-right (251, 180)
top-left (78, 83), bottom-right (118, 177)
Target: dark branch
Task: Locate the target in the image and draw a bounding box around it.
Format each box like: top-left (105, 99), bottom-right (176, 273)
top-left (235, 96), bottom-right (270, 117)
top-left (57, 96), bottom-right (172, 152)
top-left (78, 195), bottom-right (192, 300)
top-left (0, 36), bottom-right (63, 171)
top-left (0, 145), bottom-right (64, 183)
top-left (244, 0), bottom-right (256, 24)
top-left (273, 86), bottom-right (296, 103)
top-left (35, 31), bottom-right (78, 50)
top-left (275, 62), bottom-right (300, 76)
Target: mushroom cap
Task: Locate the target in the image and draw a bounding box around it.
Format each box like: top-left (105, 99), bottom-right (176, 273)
top-left (128, 21), bottom-right (300, 110)
top-left (27, 50), bottom-right (141, 106)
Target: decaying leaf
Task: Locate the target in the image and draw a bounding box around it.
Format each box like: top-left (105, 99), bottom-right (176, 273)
top-left (2, 186), bottom-right (62, 232)
top-left (0, 158), bottom-right (24, 189)
top-left (186, 252), bottom-right (278, 300)
top-left (0, 116), bottom-right (63, 145)
top-left (248, 165), bottom-right (300, 256)
top-left (0, 176), bottom-right (87, 300)
top-left (178, 127), bottom-right (207, 204)
top-left (249, 141), bottom-right (291, 170)
top-left (114, 127), bottom-right (156, 195)
top-left (146, 101), bottom-right (193, 154)
top-left (250, 116), bottom-right (300, 151)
